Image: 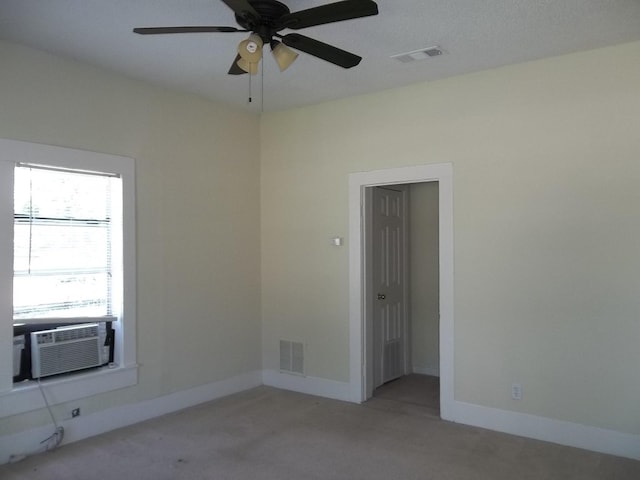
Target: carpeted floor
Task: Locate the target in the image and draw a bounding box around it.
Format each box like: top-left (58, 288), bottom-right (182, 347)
top-left (369, 373), bottom-right (440, 417)
top-left (2, 378), bottom-right (639, 480)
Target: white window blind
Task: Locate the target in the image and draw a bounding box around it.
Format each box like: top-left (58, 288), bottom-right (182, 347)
top-left (13, 164), bottom-right (122, 320)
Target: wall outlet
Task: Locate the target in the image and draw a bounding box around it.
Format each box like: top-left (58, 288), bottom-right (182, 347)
top-left (71, 407), bottom-right (81, 418)
top-left (511, 383), bottom-right (522, 400)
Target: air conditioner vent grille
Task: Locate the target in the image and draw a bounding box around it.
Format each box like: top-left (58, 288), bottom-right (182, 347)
top-left (391, 46), bottom-right (445, 63)
top-left (54, 325), bottom-right (99, 342)
top-left (31, 323), bottom-right (105, 378)
top-left (38, 338), bottom-right (101, 377)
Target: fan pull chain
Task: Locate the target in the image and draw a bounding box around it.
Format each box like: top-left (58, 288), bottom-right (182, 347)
top-left (248, 68), bottom-right (252, 104)
top-left (261, 60), bottom-right (264, 112)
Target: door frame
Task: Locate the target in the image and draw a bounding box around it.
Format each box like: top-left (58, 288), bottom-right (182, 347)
top-left (348, 163), bottom-right (454, 421)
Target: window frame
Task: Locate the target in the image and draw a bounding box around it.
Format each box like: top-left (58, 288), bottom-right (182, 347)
top-left (0, 139), bottom-right (137, 418)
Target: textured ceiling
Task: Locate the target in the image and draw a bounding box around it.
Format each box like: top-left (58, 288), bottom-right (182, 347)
top-left (1, 0), bottom-right (640, 112)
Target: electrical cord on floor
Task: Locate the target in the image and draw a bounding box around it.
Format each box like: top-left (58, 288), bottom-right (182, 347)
top-left (8, 379), bottom-right (65, 463)
top-left (37, 378), bottom-right (65, 451)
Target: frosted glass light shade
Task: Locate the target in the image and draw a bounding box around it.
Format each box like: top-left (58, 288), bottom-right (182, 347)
top-left (238, 34), bottom-right (263, 63)
top-left (236, 57), bottom-right (259, 75)
top-left (271, 41), bottom-right (298, 72)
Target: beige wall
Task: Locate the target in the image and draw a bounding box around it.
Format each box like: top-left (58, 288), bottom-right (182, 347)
top-left (0, 40), bottom-right (262, 434)
top-left (409, 183), bottom-right (439, 376)
top-left (2, 36), bottom-right (639, 442)
top-left (260, 41), bottom-right (640, 434)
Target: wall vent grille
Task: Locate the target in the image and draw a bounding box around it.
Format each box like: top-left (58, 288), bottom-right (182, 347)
top-left (279, 340), bottom-right (304, 375)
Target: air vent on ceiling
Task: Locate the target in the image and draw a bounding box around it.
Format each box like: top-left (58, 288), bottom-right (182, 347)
top-left (391, 46), bottom-right (445, 63)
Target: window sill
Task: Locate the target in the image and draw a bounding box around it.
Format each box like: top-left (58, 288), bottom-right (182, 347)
top-left (0, 363), bottom-right (138, 418)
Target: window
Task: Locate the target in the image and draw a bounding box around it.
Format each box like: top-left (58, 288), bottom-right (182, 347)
top-left (0, 139), bottom-right (137, 417)
top-left (13, 165), bottom-right (121, 320)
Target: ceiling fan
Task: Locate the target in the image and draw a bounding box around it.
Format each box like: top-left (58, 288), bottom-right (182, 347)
top-left (133, 0), bottom-right (379, 75)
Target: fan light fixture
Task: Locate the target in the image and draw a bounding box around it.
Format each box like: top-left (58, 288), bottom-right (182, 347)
top-left (236, 57), bottom-right (260, 74)
top-left (270, 40), bottom-right (299, 72)
top-left (134, 0), bottom-right (381, 78)
top-left (237, 33), bottom-right (263, 74)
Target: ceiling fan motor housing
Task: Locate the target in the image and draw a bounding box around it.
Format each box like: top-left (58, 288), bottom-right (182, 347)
top-left (235, 0), bottom-right (291, 42)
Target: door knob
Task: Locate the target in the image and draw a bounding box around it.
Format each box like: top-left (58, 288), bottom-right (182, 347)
top-left (377, 294), bottom-right (386, 300)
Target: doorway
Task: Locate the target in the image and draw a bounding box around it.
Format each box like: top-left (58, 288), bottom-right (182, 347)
top-left (365, 182), bottom-right (440, 412)
top-left (347, 164), bottom-right (454, 421)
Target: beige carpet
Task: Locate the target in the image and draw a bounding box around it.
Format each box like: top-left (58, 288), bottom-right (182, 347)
top-left (2, 381), bottom-right (639, 480)
top-left (369, 373), bottom-right (440, 417)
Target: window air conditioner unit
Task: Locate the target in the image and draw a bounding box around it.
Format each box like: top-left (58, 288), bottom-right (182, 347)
top-left (31, 323), bottom-right (106, 379)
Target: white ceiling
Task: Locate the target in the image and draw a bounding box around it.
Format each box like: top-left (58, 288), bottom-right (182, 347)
top-left (1, 0), bottom-right (640, 112)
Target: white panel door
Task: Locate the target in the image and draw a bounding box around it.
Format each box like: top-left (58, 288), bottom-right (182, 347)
top-left (372, 186), bottom-right (407, 388)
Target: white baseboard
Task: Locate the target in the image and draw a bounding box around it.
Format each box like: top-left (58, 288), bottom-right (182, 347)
top-left (0, 370), bottom-right (262, 465)
top-left (412, 365), bottom-right (440, 377)
top-left (452, 400), bottom-right (640, 461)
top-left (3, 371), bottom-right (638, 464)
top-left (263, 370), bottom-right (640, 460)
top-left (262, 369), bottom-right (351, 402)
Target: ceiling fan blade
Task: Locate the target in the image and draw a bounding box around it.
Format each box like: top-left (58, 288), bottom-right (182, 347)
top-left (228, 54), bottom-right (247, 75)
top-left (133, 26), bottom-right (244, 34)
top-left (280, 0), bottom-right (378, 30)
top-left (282, 33), bottom-right (361, 69)
top-left (220, 0), bottom-right (260, 21)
